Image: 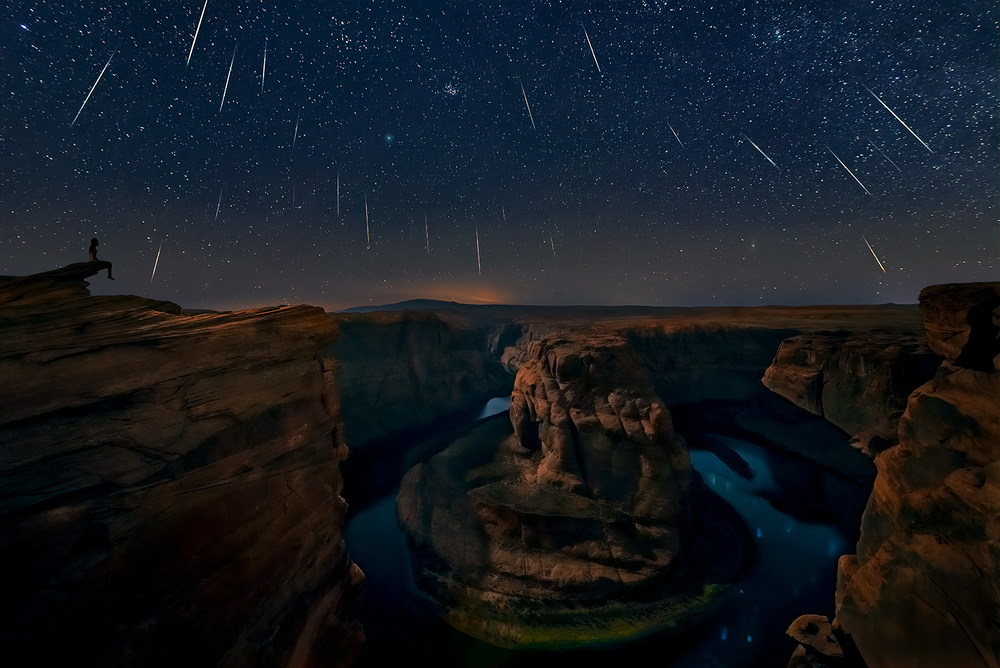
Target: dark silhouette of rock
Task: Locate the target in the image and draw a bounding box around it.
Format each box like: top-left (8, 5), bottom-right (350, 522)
top-left (330, 311), bottom-right (513, 451)
top-left (0, 265), bottom-right (364, 667)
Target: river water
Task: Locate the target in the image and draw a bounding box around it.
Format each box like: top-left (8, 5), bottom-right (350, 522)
top-left (343, 398), bottom-right (855, 667)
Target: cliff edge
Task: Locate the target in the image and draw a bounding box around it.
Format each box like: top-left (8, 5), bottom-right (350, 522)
top-left (0, 264), bottom-right (364, 666)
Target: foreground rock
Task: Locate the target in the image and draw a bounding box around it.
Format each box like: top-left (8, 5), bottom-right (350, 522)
top-left (0, 264), bottom-right (364, 666)
top-left (398, 336), bottom-right (753, 648)
top-left (834, 282), bottom-right (1000, 668)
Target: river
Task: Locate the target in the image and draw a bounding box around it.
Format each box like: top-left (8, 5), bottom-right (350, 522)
top-left (343, 398), bottom-right (854, 667)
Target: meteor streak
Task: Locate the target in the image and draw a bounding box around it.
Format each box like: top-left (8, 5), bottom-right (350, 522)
top-left (336, 171), bottom-right (340, 219)
top-left (365, 193), bottom-right (370, 247)
top-left (219, 42), bottom-right (236, 113)
top-left (69, 48), bottom-right (116, 128)
top-left (150, 241), bottom-right (163, 283)
top-left (826, 146), bottom-right (871, 195)
top-left (260, 37), bottom-right (267, 93)
top-left (863, 136), bottom-right (902, 172)
top-left (215, 186), bottom-right (223, 220)
top-left (863, 84), bottom-right (933, 153)
top-left (668, 121), bottom-right (684, 148)
top-left (186, 0), bottom-right (209, 67)
top-left (424, 212), bottom-right (429, 254)
top-left (550, 234), bottom-right (556, 258)
top-left (741, 133), bottom-right (778, 169)
top-left (583, 25), bottom-right (601, 73)
top-left (475, 226), bottom-right (482, 275)
top-left (862, 235), bottom-right (887, 273)
top-left (518, 77), bottom-right (536, 130)
top-left (292, 110), bottom-right (300, 147)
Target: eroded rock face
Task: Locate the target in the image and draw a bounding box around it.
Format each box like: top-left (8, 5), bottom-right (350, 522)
top-left (835, 282), bottom-right (1000, 668)
top-left (762, 331), bottom-right (939, 453)
top-left (510, 337), bottom-right (693, 519)
top-left (332, 311), bottom-right (513, 450)
top-left (0, 265), bottom-right (364, 667)
top-left (397, 335), bottom-right (751, 649)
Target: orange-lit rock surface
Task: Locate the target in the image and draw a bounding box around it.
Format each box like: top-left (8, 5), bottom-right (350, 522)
top-left (0, 264), bottom-right (364, 667)
top-left (835, 282), bottom-right (1000, 668)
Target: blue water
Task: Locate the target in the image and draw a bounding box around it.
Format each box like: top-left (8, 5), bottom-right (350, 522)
top-left (343, 404), bottom-right (853, 667)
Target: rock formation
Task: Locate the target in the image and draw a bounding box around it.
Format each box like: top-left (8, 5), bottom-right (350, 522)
top-left (0, 264), bottom-right (364, 666)
top-left (331, 311), bottom-right (513, 450)
top-left (397, 335), bottom-right (753, 648)
top-left (762, 330), bottom-right (939, 453)
top-left (834, 282), bottom-right (1000, 668)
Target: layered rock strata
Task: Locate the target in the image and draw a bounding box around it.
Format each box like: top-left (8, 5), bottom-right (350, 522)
top-left (397, 336), bottom-right (752, 648)
top-left (332, 311), bottom-right (513, 450)
top-left (834, 282), bottom-right (1000, 668)
top-left (0, 264), bottom-right (364, 667)
top-left (762, 331), bottom-right (939, 453)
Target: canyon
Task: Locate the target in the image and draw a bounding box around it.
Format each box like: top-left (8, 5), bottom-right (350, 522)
top-left (1, 262), bottom-right (997, 666)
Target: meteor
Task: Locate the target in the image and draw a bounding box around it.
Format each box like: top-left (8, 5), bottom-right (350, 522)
top-left (475, 226), bottom-right (482, 275)
top-left (69, 48), bottom-right (116, 128)
top-left (550, 234), bottom-right (556, 258)
top-left (260, 37), bottom-right (267, 93)
top-left (862, 235), bottom-right (887, 273)
top-left (518, 77), bottom-right (536, 130)
top-left (365, 193), bottom-right (370, 248)
top-left (150, 241), bottom-right (163, 283)
top-left (219, 42), bottom-right (236, 113)
top-left (583, 25), bottom-right (601, 73)
top-left (826, 146), bottom-right (871, 195)
top-left (215, 185), bottom-right (223, 220)
top-left (863, 84), bottom-right (933, 153)
top-left (863, 136), bottom-right (902, 172)
top-left (741, 133), bottom-right (778, 169)
top-left (424, 212), bottom-right (429, 254)
top-left (292, 110), bottom-right (300, 148)
top-left (668, 121), bottom-right (684, 148)
top-left (186, 0), bottom-right (209, 67)
top-left (336, 171), bottom-right (340, 219)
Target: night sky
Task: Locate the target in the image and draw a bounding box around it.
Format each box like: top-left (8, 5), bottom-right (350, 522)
top-left (2, 1), bottom-right (997, 310)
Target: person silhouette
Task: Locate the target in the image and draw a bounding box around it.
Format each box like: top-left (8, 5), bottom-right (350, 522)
top-left (88, 238), bottom-right (115, 280)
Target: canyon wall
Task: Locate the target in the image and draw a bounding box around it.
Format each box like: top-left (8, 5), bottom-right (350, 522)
top-left (833, 282), bottom-right (1000, 668)
top-left (0, 264), bottom-right (364, 667)
top-left (331, 311), bottom-right (513, 450)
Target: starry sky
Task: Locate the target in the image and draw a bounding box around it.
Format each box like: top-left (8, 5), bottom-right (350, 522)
top-left (2, 1), bottom-right (997, 310)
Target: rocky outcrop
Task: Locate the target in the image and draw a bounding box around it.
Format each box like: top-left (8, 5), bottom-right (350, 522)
top-left (762, 331), bottom-right (939, 453)
top-left (0, 264), bottom-right (364, 667)
top-left (833, 282), bottom-right (1000, 668)
top-left (397, 335), bottom-right (753, 648)
top-left (331, 311), bottom-right (513, 450)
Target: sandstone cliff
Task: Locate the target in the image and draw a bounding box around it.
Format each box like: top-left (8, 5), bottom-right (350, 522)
top-left (331, 311), bottom-right (513, 450)
top-left (833, 282), bottom-right (1000, 668)
top-left (0, 264), bottom-right (364, 667)
top-left (762, 330), bottom-right (939, 453)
